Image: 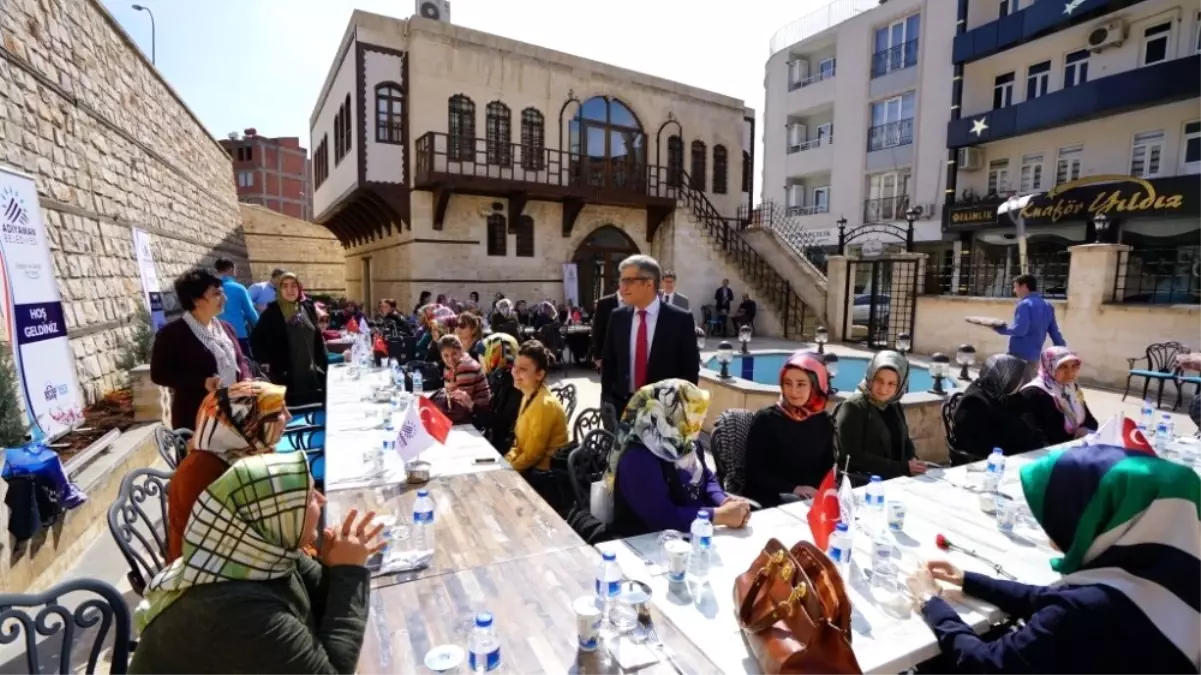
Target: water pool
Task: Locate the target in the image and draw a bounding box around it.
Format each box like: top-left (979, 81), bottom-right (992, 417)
top-left (703, 351), bottom-right (958, 393)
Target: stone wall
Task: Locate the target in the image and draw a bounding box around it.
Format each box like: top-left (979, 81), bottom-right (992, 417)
top-left (0, 0), bottom-right (245, 401)
top-left (241, 204), bottom-right (345, 296)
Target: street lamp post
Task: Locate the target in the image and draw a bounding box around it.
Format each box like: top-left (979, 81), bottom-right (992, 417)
top-left (132, 4), bottom-right (156, 65)
top-left (904, 206), bottom-right (918, 252)
top-left (1092, 212), bottom-right (1109, 243)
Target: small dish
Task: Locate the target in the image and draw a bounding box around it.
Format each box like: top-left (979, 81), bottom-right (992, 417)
top-left (406, 460), bottom-right (431, 484)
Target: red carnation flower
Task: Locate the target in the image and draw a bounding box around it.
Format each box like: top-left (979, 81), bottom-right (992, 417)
top-left (935, 534), bottom-right (951, 550)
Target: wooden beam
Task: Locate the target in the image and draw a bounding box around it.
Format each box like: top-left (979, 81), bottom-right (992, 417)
top-left (432, 188), bottom-right (452, 231)
top-left (561, 198), bottom-right (585, 238)
top-left (646, 205), bottom-right (672, 243)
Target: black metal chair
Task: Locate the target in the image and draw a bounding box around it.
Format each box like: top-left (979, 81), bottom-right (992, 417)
top-left (567, 429), bottom-right (615, 510)
top-left (710, 408), bottom-right (754, 494)
top-left (0, 577), bottom-right (133, 674)
top-left (940, 392), bottom-right (984, 466)
top-left (550, 383), bottom-right (578, 421)
top-left (1123, 341), bottom-right (1190, 408)
top-left (153, 427), bottom-right (191, 470)
top-left (106, 467), bottom-right (172, 597)
top-left (572, 407), bottom-right (603, 445)
top-left (600, 402), bottom-right (618, 432)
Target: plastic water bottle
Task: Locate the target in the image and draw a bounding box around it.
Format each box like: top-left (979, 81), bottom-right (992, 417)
top-left (390, 359), bottom-right (404, 387)
top-left (1140, 399), bottom-right (1156, 431)
top-left (687, 511), bottom-right (713, 582)
top-left (870, 528), bottom-right (896, 591)
top-left (467, 612), bottom-right (501, 672)
top-left (411, 369), bottom-right (424, 396)
top-left (826, 522), bottom-right (852, 574)
top-left (984, 447), bottom-right (1006, 494)
top-left (864, 476), bottom-right (885, 530)
top-left (411, 489), bottom-right (435, 555)
top-left (595, 550), bottom-right (622, 613)
top-left (1154, 416), bottom-right (1174, 459)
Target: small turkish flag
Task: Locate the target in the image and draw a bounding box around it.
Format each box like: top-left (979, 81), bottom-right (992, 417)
top-left (807, 467), bottom-right (840, 551)
top-left (1088, 414), bottom-right (1155, 455)
top-left (395, 396), bottom-right (453, 462)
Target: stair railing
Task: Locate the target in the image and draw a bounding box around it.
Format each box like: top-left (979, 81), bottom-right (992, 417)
top-left (737, 201), bottom-right (831, 276)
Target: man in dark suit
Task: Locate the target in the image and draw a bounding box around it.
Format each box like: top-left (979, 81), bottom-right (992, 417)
top-left (590, 292), bottom-right (619, 367)
top-left (601, 255), bottom-right (701, 415)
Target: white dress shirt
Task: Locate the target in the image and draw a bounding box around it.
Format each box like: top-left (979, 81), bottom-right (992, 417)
top-left (628, 296), bottom-right (661, 393)
top-left (662, 292), bottom-right (674, 306)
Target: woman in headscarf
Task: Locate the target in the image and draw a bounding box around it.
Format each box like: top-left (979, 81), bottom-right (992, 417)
top-left (130, 453), bottom-right (384, 674)
top-left (251, 272), bottom-right (329, 406)
top-left (1019, 346), bottom-right (1097, 445)
top-left (833, 350), bottom-right (925, 481)
top-left (489, 298), bottom-right (520, 339)
top-left (530, 300), bottom-right (557, 331)
top-left (415, 303), bottom-right (454, 363)
top-left (953, 354), bottom-right (1046, 458)
top-left (479, 332), bottom-right (522, 452)
top-left (743, 351), bottom-right (835, 507)
top-left (607, 380), bottom-right (751, 537)
top-left (166, 382), bottom-right (289, 563)
top-left (906, 444), bottom-right (1199, 673)
top-left (454, 311), bottom-right (486, 361)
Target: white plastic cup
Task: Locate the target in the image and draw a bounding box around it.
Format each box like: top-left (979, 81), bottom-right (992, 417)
top-left (996, 497), bottom-right (1017, 533)
top-left (573, 596), bottom-right (602, 652)
top-left (664, 539), bottom-right (691, 583)
top-left (887, 500), bottom-right (906, 531)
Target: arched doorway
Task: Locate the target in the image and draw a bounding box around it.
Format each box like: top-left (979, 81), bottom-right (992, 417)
top-left (572, 225), bottom-right (640, 310)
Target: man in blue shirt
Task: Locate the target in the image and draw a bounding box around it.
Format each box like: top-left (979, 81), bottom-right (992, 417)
top-left (215, 258), bottom-right (259, 356)
top-left (994, 273), bottom-right (1065, 380)
top-left (249, 267), bottom-right (284, 313)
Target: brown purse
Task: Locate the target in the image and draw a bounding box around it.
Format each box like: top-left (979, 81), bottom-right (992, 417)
top-left (733, 538), bottom-right (863, 675)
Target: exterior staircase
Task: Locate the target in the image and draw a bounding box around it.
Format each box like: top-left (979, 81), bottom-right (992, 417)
top-left (736, 201), bottom-right (834, 328)
top-left (676, 175), bottom-right (818, 339)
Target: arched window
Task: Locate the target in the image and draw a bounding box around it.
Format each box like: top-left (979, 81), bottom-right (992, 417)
top-left (520, 108), bottom-right (545, 171)
top-left (342, 94), bottom-right (352, 158)
top-left (742, 150), bottom-right (752, 192)
top-left (485, 101), bottom-right (512, 166)
top-left (486, 213), bottom-right (507, 256)
top-left (375, 83), bottom-right (404, 144)
top-left (712, 144), bottom-right (728, 194)
top-left (448, 94), bottom-right (476, 162)
top-left (569, 96), bottom-right (645, 189)
top-left (690, 140), bottom-right (707, 191)
top-left (666, 135), bottom-right (683, 187)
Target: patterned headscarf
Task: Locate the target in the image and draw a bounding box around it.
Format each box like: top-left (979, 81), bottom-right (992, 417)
top-left (973, 353), bottom-right (1027, 402)
top-left (192, 381), bottom-right (288, 463)
top-left (777, 351), bottom-right (829, 422)
top-left (538, 300), bottom-right (557, 318)
top-left (481, 332), bottom-right (519, 374)
top-left (418, 303), bottom-right (455, 338)
top-left (1022, 346), bottom-right (1087, 435)
top-left (607, 379), bottom-right (711, 488)
top-left (136, 452), bottom-right (313, 632)
top-left (858, 350), bottom-right (910, 408)
top-left (1020, 445), bottom-right (1200, 668)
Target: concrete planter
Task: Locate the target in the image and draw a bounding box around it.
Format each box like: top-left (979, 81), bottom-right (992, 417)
top-left (130, 364), bottom-right (170, 426)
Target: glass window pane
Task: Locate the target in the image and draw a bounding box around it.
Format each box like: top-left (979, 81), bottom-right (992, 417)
top-left (608, 100), bottom-right (639, 128)
top-left (586, 126), bottom-right (606, 157)
top-left (580, 97), bottom-right (606, 121)
top-left (875, 27), bottom-right (888, 52)
top-left (890, 22), bottom-right (904, 47)
top-left (905, 14), bottom-right (920, 41)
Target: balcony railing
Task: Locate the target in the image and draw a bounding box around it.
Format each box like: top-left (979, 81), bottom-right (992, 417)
top-left (925, 251), bottom-right (1070, 298)
top-left (863, 195), bottom-right (910, 222)
top-left (1113, 245), bottom-right (1201, 305)
top-left (413, 131), bottom-right (676, 199)
top-left (870, 38), bottom-right (919, 78)
top-left (866, 118), bottom-right (913, 152)
top-left (786, 203), bottom-right (831, 216)
top-left (786, 134), bottom-right (834, 154)
top-left (788, 64), bottom-right (836, 91)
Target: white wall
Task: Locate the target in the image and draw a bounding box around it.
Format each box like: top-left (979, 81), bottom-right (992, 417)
top-left (364, 49), bottom-right (406, 184)
top-left (311, 39), bottom-right (359, 219)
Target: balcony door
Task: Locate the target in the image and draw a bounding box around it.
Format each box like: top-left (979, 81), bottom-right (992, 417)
top-left (867, 172), bottom-right (909, 221)
top-left (571, 96), bottom-right (646, 192)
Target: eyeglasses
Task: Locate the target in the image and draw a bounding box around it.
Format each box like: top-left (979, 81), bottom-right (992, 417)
top-left (618, 276), bottom-right (652, 287)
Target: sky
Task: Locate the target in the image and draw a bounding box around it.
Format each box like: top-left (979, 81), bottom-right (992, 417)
top-left (101, 0), bottom-right (830, 188)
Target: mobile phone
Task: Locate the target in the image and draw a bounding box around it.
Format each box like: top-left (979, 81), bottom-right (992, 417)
top-left (473, 457), bottom-right (499, 464)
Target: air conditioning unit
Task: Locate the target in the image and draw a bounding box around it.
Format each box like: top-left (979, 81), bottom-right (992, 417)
top-left (1087, 21), bottom-right (1124, 51)
top-left (416, 0), bottom-right (451, 23)
top-left (958, 147), bottom-right (985, 171)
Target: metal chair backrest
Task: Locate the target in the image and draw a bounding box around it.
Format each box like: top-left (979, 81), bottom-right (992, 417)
top-left (567, 429), bottom-right (615, 509)
top-left (711, 409), bottom-right (754, 493)
top-left (0, 577), bottom-right (132, 674)
top-left (1144, 341), bottom-right (1190, 374)
top-left (153, 427), bottom-right (191, 470)
top-left (573, 407), bottom-right (603, 444)
top-left (106, 467), bottom-right (172, 597)
top-left (551, 383), bottom-right (578, 420)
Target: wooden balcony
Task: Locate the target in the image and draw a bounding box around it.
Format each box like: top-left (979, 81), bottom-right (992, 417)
top-left (413, 131), bottom-right (678, 239)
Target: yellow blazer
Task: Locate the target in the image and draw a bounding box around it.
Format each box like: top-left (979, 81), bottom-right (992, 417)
top-left (504, 385), bottom-right (569, 472)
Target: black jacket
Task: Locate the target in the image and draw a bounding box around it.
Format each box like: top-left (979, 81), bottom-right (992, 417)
top-left (590, 294), bottom-right (618, 360)
top-left (251, 300), bottom-right (329, 404)
top-left (1019, 387), bottom-right (1098, 446)
top-left (953, 387), bottom-right (1045, 457)
top-left (600, 302), bottom-right (700, 411)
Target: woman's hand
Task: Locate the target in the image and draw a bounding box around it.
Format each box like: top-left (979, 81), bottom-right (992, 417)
top-left (793, 485), bottom-right (818, 499)
top-left (905, 569), bottom-right (942, 609)
top-left (713, 500), bottom-right (751, 529)
top-left (320, 509), bottom-right (386, 568)
top-left (450, 389), bottom-right (473, 409)
top-left (908, 459), bottom-right (928, 475)
top-left (926, 560), bottom-right (965, 587)
top-left (204, 376), bottom-right (222, 393)
top-left (1074, 427), bottom-right (1091, 439)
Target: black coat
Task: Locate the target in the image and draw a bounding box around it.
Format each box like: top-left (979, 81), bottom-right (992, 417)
top-left (952, 387), bottom-right (1045, 457)
top-left (1019, 387), bottom-right (1098, 446)
top-left (600, 302), bottom-right (700, 412)
top-left (590, 293), bottom-right (619, 360)
top-left (251, 301), bottom-right (329, 405)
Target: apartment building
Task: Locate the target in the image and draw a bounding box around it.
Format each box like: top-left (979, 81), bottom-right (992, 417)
top-left (942, 0), bottom-right (1199, 300)
top-left (219, 131), bottom-right (314, 220)
top-left (762, 0), bottom-right (957, 253)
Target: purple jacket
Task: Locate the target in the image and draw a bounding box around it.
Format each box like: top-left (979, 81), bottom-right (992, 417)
top-left (614, 442), bottom-right (727, 535)
top-left (150, 317), bottom-right (252, 430)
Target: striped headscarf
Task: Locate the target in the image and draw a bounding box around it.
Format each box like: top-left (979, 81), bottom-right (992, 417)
top-left (1020, 445), bottom-right (1200, 668)
top-left (192, 381), bottom-right (288, 463)
top-left (136, 452), bottom-right (313, 632)
top-left (481, 332), bottom-right (519, 374)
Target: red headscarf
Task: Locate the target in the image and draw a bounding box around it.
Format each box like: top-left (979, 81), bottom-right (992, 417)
top-left (777, 351), bottom-right (830, 422)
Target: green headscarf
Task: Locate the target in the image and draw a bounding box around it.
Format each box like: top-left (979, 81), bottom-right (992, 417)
top-left (857, 350), bottom-right (910, 408)
top-left (276, 272), bottom-right (301, 319)
top-left (606, 379), bottom-right (711, 489)
top-left (136, 452), bottom-right (313, 632)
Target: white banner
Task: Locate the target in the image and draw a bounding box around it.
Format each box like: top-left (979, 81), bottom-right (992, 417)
top-left (0, 167), bottom-right (85, 438)
top-left (562, 262), bottom-right (579, 308)
top-left (132, 227), bottom-right (167, 332)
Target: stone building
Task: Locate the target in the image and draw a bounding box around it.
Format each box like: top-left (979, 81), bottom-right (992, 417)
top-left (241, 204), bottom-right (346, 297)
top-left (309, 12), bottom-right (816, 338)
top-left (0, 0), bottom-right (246, 402)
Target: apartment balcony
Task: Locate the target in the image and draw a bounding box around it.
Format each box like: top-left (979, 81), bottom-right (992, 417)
top-left (413, 131), bottom-right (677, 239)
top-left (953, 0), bottom-right (1148, 65)
top-left (863, 195), bottom-right (911, 223)
top-left (787, 64), bottom-right (837, 114)
top-left (786, 135), bottom-right (835, 176)
top-left (947, 54), bottom-right (1201, 148)
top-left (865, 119), bottom-right (914, 171)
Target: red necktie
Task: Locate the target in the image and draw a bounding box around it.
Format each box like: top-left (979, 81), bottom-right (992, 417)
top-left (633, 309), bottom-right (648, 390)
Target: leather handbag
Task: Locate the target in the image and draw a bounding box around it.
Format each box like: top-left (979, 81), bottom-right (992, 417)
top-left (733, 538), bottom-right (862, 675)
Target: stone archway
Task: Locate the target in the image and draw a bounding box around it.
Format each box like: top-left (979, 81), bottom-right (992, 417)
top-left (571, 225), bottom-right (640, 310)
